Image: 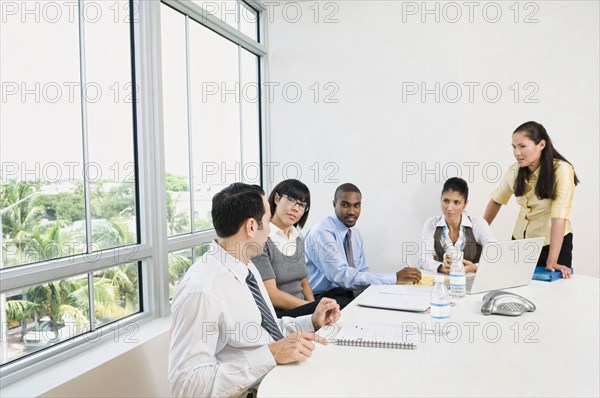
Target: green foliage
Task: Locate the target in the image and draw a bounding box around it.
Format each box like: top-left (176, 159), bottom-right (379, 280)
top-left (166, 192), bottom-right (190, 235)
top-left (34, 187), bottom-right (84, 223)
top-left (195, 217), bottom-right (214, 231)
top-left (92, 218), bottom-right (135, 249)
top-left (1, 179), bottom-right (45, 251)
top-left (166, 173), bottom-right (189, 192)
top-left (96, 263), bottom-right (139, 315)
top-left (5, 300), bottom-right (38, 325)
top-left (90, 180), bottom-right (136, 220)
top-left (1, 178), bottom-right (213, 335)
top-left (194, 244), bottom-right (211, 258)
top-left (25, 280), bottom-right (87, 333)
top-left (168, 253), bottom-right (192, 282)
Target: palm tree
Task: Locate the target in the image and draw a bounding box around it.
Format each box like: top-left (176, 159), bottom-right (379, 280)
top-left (69, 276), bottom-right (131, 326)
top-left (1, 180), bottom-right (45, 265)
top-left (96, 263), bottom-right (139, 314)
top-left (25, 220), bottom-right (76, 264)
top-left (166, 192), bottom-right (190, 236)
top-left (26, 280), bottom-right (89, 336)
top-left (168, 252), bottom-right (192, 297)
top-left (2, 180), bottom-right (144, 341)
top-left (5, 299), bottom-right (38, 342)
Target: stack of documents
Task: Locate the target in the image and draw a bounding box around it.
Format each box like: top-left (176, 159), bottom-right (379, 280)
top-left (356, 286), bottom-right (431, 313)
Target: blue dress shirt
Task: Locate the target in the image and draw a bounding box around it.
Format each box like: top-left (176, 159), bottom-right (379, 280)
top-left (304, 215), bottom-right (396, 294)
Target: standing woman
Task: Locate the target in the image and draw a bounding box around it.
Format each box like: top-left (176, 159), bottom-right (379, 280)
top-left (484, 121), bottom-right (579, 278)
top-left (252, 179), bottom-right (318, 317)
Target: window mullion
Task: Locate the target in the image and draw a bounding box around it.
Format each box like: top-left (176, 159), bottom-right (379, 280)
top-left (185, 16), bottom-right (196, 234)
top-left (76, 0), bottom-right (93, 256)
top-left (87, 273), bottom-right (96, 331)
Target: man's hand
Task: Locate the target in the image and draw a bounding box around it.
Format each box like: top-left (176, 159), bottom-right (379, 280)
top-left (396, 267), bottom-right (422, 284)
top-left (268, 332), bottom-right (327, 364)
top-left (311, 298), bottom-right (341, 330)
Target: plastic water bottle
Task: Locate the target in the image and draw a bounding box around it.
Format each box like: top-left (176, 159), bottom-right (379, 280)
top-left (430, 275), bottom-right (451, 321)
top-left (448, 246), bottom-right (466, 299)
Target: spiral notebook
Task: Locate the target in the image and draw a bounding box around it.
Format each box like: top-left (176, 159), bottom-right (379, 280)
top-left (333, 324), bottom-right (417, 350)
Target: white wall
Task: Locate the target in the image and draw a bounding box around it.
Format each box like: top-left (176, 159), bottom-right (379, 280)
top-left (1, 319), bottom-right (170, 398)
top-left (266, 1), bottom-right (599, 277)
top-left (41, 331), bottom-right (170, 398)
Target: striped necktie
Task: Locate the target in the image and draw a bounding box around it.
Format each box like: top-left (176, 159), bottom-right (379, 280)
top-left (344, 229), bottom-right (355, 268)
top-left (245, 271), bottom-right (284, 341)
top-left (345, 230), bottom-right (364, 297)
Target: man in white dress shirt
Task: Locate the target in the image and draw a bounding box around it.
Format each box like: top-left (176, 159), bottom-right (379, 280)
top-left (169, 183), bottom-right (341, 397)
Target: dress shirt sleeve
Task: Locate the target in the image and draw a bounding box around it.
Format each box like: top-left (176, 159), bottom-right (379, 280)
top-left (304, 227), bottom-right (395, 289)
top-left (418, 217), bottom-right (442, 273)
top-left (471, 216), bottom-right (497, 246)
top-left (550, 161), bottom-right (575, 220)
top-left (252, 241), bottom-right (276, 281)
top-left (491, 164), bottom-right (517, 205)
top-left (169, 292), bottom-right (276, 398)
top-left (278, 314), bottom-right (315, 335)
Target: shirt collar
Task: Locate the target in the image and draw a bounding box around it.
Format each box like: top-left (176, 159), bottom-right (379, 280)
top-left (208, 240), bottom-right (250, 283)
top-left (269, 222), bottom-right (300, 240)
top-left (517, 162), bottom-right (541, 181)
top-left (330, 214), bottom-right (351, 235)
top-left (435, 214), bottom-right (473, 229)
top-left (530, 165), bottom-right (541, 181)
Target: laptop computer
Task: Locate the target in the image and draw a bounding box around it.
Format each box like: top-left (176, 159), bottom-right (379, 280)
top-left (356, 286), bottom-right (431, 312)
top-left (463, 237), bottom-right (545, 294)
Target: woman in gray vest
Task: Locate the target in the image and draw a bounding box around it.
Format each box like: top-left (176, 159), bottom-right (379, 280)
top-left (252, 179), bottom-right (320, 317)
top-left (418, 177), bottom-right (496, 274)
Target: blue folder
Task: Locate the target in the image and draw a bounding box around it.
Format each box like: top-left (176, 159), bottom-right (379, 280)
top-left (532, 266), bottom-right (573, 282)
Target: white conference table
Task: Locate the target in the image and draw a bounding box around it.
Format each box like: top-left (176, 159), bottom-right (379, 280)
top-left (259, 275), bottom-right (600, 397)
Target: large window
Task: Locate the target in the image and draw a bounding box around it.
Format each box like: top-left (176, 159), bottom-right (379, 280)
top-left (0, 0), bottom-right (266, 384)
top-left (1, 0), bottom-right (141, 369)
top-left (160, 1), bottom-right (265, 297)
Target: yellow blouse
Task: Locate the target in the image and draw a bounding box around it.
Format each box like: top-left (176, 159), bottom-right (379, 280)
top-left (491, 160), bottom-right (575, 246)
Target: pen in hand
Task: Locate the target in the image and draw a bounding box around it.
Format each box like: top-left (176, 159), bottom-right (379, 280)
top-left (405, 261), bottom-right (421, 284)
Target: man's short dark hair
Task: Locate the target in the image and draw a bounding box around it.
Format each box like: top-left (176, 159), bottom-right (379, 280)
top-left (212, 183), bottom-right (265, 238)
top-left (334, 183), bottom-right (361, 201)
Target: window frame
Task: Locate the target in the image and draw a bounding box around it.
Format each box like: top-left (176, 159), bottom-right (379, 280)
top-left (0, 0), bottom-right (269, 387)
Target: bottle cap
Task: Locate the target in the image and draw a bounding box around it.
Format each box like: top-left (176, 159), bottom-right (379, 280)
top-left (435, 275), bottom-right (445, 283)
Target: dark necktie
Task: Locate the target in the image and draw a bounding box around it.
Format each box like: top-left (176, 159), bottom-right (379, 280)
top-left (344, 229), bottom-right (355, 268)
top-left (245, 271), bottom-right (284, 341)
top-left (345, 229), bottom-right (364, 297)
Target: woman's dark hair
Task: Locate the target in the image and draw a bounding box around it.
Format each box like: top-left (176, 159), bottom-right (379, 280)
top-left (513, 121), bottom-right (579, 199)
top-left (212, 183), bottom-right (265, 238)
top-left (269, 179), bottom-right (311, 229)
top-left (442, 177), bottom-right (469, 201)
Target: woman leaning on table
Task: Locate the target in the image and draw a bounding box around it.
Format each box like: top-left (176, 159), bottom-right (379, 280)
top-left (419, 177), bottom-right (496, 274)
top-left (483, 121), bottom-right (579, 279)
